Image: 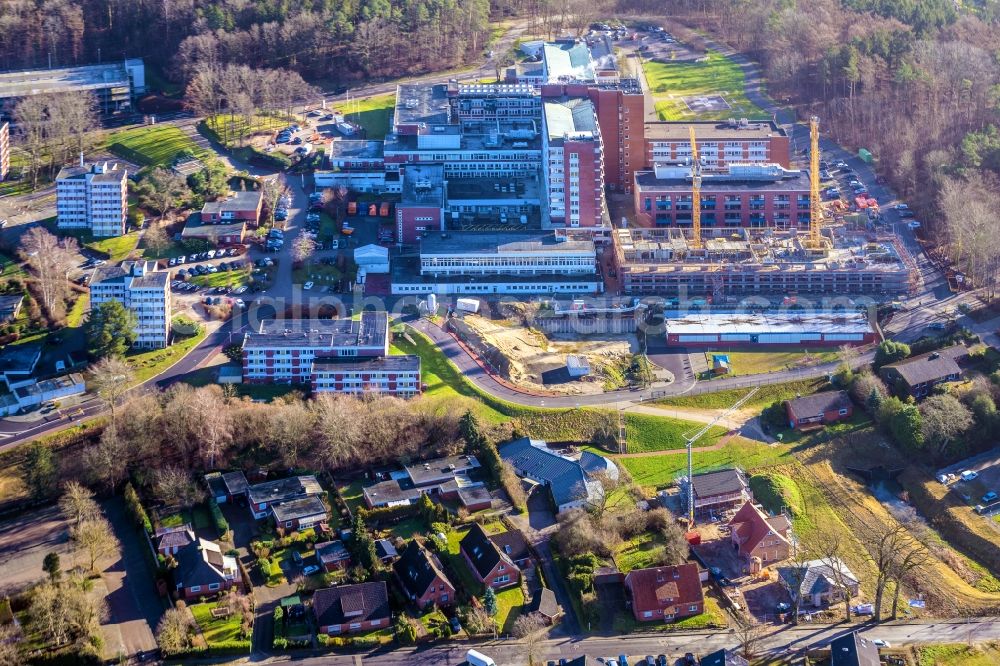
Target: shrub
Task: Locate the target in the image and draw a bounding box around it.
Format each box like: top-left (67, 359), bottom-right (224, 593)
top-left (209, 499), bottom-right (229, 534)
top-left (123, 483), bottom-right (153, 534)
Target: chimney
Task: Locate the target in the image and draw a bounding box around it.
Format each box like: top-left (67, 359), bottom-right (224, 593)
top-left (79, 151), bottom-right (84, 167)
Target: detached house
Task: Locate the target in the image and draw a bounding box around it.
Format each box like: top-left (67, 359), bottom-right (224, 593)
top-left (460, 524), bottom-right (520, 590)
top-left (779, 558), bottom-right (860, 608)
top-left (880, 346), bottom-right (964, 399)
top-left (313, 582), bottom-right (390, 635)
top-left (623, 563), bottom-right (704, 623)
top-left (728, 501), bottom-right (791, 569)
top-left (394, 540), bottom-right (456, 609)
top-left (784, 391), bottom-right (853, 430)
top-left (247, 475), bottom-right (322, 519)
top-left (173, 538), bottom-right (240, 599)
top-left (829, 631), bottom-right (881, 666)
top-left (271, 496), bottom-right (328, 532)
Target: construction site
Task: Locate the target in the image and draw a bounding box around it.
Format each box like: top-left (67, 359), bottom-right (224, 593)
top-left (616, 118), bottom-right (920, 300)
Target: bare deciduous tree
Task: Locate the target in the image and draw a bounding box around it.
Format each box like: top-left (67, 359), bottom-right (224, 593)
top-left (59, 481), bottom-right (100, 527)
top-left (19, 227), bottom-right (79, 322)
top-left (512, 613), bottom-right (547, 665)
top-left (89, 356), bottom-right (134, 428)
top-left (156, 607), bottom-right (194, 655)
top-left (71, 517), bottom-right (119, 572)
top-left (153, 467), bottom-right (204, 509)
top-left (735, 619), bottom-right (764, 661)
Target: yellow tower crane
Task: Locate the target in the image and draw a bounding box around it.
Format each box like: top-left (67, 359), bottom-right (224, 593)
top-left (689, 125), bottom-right (702, 250)
top-left (809, 116), bottom-right (822, 245)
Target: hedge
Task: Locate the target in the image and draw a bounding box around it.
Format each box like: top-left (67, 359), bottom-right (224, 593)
top-left (124, 483), bottom-right (153, 534)
top-left (209, 499), bottom-right (229, 535)
top-left (166, 639), bottom-right (251, 658)
top-left (358, 502), bottom-right (420, 525)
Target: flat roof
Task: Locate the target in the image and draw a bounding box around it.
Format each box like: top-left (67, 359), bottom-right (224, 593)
top-left (645, 119), bottom-right (786, 141)
top-left (182, 221), bottom-right (246, 238)
top-left (201, 191), bottom-right (262, 214)
top-left (401, 164), bottom-right (445, 207)
top-left (328, 140), bottom-right (384, 160)
top-left (446, 177), bottom-right (541, 202)
top-left (543, 41), bottom-right (595, 82)
top-left (0, 62), bottom-right (135, 98)
top-left (394, 83), bottom-right (453, 130)
top-left (244, 312), bottom-right (387, 350)
top-left (635, 169), bottom-right (809, 193)
top-left (56, 162), bottom-right (126, 183)
top-left (405, 454), bottom-right (480, 486)
top-left (666, 311), bottom-right (872, 335)
top-left (421, 231), bottom-right (595, 256)
top-left (544, 98), bottom-right (597, 142)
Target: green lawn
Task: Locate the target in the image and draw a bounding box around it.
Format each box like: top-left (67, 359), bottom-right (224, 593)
top-left (703, 348), bottom-right (839, 377)
top-left (340, 480), bottom-right (367, 516)
top-left (339, 94), bottom-right (396, 140)
top-left (620, 439), bottom-right (792, 491)
top-left (189, 267), bottom-right (251, 289)
top-left (206, 113), bottom-right (294, 147)
top-left (651, 377), bottom-right (830, 411)
top-left (916, 643), bottom-right (1000, 666)
top-left (611, 593), bottom-right (726, 633)
top-left (748, 471), bottom-right (804, 518)
top-left (52, 226), bottom-right (141, 263)
top-left (0, 252), bottom-right (26, 283)
top-left (495, 585), bottom-right (524, 633)
top-left (105, 125), bottom-right (209, 167)
top-left (614, 531), bottom-right (666, 572)
top-left (642, 50), bottom-right (765, 121)
top-left (190, 602), bottom-right (244, 644)
top-left (124, 326), bottom-right (207, 384)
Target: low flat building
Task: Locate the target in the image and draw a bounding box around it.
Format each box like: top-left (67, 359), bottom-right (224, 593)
top-left (396, 164), bottom-right (446, 244)
top-left (12, 373), bottom-right (86, 409)
top-left (0, 59), bottom-right (145, 115)
top-left (785, 391), bottom-right (853, 430)
top-left (664, 311), bottom-right (875, 347)
top-left (363, 453), bottom-right (485, 509)
top-left (247, 475), bottom-right (322, 520)
top-left (880, 346), bottom-right (964, 399)
top-left (201, 191), bottom-right (263, 225)
top-left (0, 343), bottom-right (41, 387)
top-left (181, 220), bottom-right (247, 246)
top-left (326, 140), bottom-right (385, 171)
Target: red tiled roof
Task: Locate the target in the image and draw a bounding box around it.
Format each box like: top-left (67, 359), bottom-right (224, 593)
top-left (728, 501), bottom-right (790, 557)
top-left (624, 563), bottom-right (703, 614)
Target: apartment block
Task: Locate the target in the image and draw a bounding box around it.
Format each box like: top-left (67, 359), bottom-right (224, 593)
top-left (90, 260), bottom-right (171, 348)
top-left (56, 162), bottom-right (128, 237)
top-left (0, 121), bottom-right (9, 181)
top-left (644, 120), bottom-right (790, 169)
top-left (0, 59), bottom-right (145, 117)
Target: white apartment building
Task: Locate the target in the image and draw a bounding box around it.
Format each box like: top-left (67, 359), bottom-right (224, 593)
top-left (56, 162), bottom-right (128, 237)
top-left (89, 260), bottom-right (171, 348)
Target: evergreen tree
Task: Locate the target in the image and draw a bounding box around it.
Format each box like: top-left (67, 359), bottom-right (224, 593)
top-left (22, 441), bottom-right (56, 500)
top-left (42, 552), bottom-right (61, 581)
top-left (483, 587), bottom-right (498, 617)
top-left (86, 300), bottom-right (138, 358)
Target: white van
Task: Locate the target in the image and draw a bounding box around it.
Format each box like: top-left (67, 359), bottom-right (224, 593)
top-left (466, 649), bottom-right (497, 666)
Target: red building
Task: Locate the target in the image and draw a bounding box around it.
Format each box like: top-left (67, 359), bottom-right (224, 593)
top-left (200, 190), bottom-right (263, 224)
top-left (310, 356), bottom-right (420, 397)
top-left (623, 563), bottom-right (704, 623)
top-left (542, 98), bottom-right (606, 230)
top-left (784, 391), bottom-right (854, 430)
top-left (460, 524), bottom-right (520, 589)
top-left (396, 164), bottom-right (445, 244)
top-left (395, 540), bottom-right (456, 609)
top-left (729, 501), bottom-right (792, 567)
top-left (313, 583), bottom-right (390, 635)
top-left (644, 120), bottom-right (790, 169)
top-left (315, 540), bottom-right (352, 572)
top-left (633, 163), bottom-right (811, 230)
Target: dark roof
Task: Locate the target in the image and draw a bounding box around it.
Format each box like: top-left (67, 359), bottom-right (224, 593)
top-left (222, 471), bottom-right (249, 496)
top-left (830, 631), bottom-right (881, 666)
top-left (457, 485), bottom-right (493, 508)
top-left (882, 347), bottom-right (962, 387)
top-left (312, 355), bottom-right (420, 373)
top-left (156, 526), bottom-right (194, 550)
top-left (778, 559), bottom-right (858, 600)
top-left (0, 294), bottom-right (23, 323)
top-left (405, 454), bottom-right (480, 487)
top-left (624, 563), bottom-right (704, 614)
top-left (530, 587), bottom-right (561, 619)
top-left (375, 539), bottom-right (398, 560)
top-left (420, 231), bottom-right (595, 256)
top-left (173, 539), bottom-right (233, 588)
top-left (315, 540), bottom-right (351, 564)
top-left (394, 540), bottom-right (452, 599)
top-left (271, 496), bottom-right (327, 523)
top-left (201, 190), bottom-right (262, 215)
top-left (244, 312), bottom-right (388, 350)
top-left (312, 582), bottom-right (390, 627)
top-left (690, 468), bottom-right (748, 500)
top-left (785, 391), bottom-right (852, 421)
top-left (635, 168), bottom-right (810, 193)
top-left (699, 649), bottom-right (750, 666)
top-left (247, 475), bottom-right (322, 505)
top-left (489, 530), bottom-right (530, 563)
top-left (0, 342), bottom-right (41, 374)
top-left (499, 437), bottom-right (597, 507)
top-left (460, 524), bottom-right (508, 580)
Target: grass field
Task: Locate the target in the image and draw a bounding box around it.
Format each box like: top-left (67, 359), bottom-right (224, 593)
top-left (703, 348), bottom-right (839, 377)
top-left (124, 326), bottom-right (207, 384)
top-left (190, 602), bottom-right (244, 644)
top-left (651, 377), bottom-right (830, 411)
top-left (620, 438), bottom-right (791, 490)
top-left (642, 50), bottom-right (765, 121)
top-left (52, 225), bottom-right (141, 263)
top-left (0, 252), bottom-right (26, 284)
top-left (105, 125), bottom-right (209, 167)
top-left (339, 94), bottom-right (396, 140)
top-left (206, 113), bottom-right (293, 147)
top-left (190, 267), bottom-right (251, 289)
top-left (613, 531), bottom-right (666, 572)
top-left (917, 643), bottom-right (1000, 665)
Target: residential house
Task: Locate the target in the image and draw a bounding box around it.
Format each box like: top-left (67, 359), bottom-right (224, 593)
top-left (363, 454), bottom-right (487, 510)
top-left (394, 540), bottom-right (456, 609)
top-left (173, 538), bottom-right (240, 599)
top-left (460, 524), bottom-right (520, 590)
top-left (205, 470), bottom-right (249, 504)
top-left (247, 475), bottom-right (322, 519)
top-left (155, 526), bottom-right (194, 556)
top-left (90, 260), bottom-right (171, 349)
top-left (699, 650), bottom-right (750, 666)
top-left (200, 190), bottom-right (263, 225)
top-left (778, 558), bottom-right (860, 608)
top-left (489, 529), bottom-right (532, 570)
top-left (315, 541), bottom-right (352, 572)
top-left (728, 501), bottom-right (791, 569)
top-left (880, 346), bottom-right (964, 399)
top-left (375, 539), bottom-right (399, 564)
top-left (498, 437), bottom-right (618, 513)
top-left (181, 220), bottom-right (247, 247)
top-left (271, 496), bottom-right (328, 532)
top-left (682, 468), bottom-right (751, 518)
top-left (784, 391), bottom-right (853, 430)
top-left (623, 563), bottom-right (705, 623)
top-left (313, 582), bottom-right (390, 635)
top-left (829, 631), bottom-right (881, 666)
top-left (0, 294), bottom-right (23, 325)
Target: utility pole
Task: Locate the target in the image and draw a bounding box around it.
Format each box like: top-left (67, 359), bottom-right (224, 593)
top-left (683, 387), bottom-right (759, 525)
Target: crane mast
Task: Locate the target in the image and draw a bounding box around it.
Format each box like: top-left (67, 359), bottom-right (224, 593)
top-left (689, 125), bottom-right (702, 250)
top-left (809, 116), bottom-right (822, 244)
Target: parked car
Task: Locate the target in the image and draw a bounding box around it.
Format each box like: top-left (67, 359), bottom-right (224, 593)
top-left (982, 491), bottom-right (998, 504)
top-left (449, 616), bottom-right (461, 634)
top-left (682, 655), bottom-right (696, 666)
top-left (872, 639), bottom-right (891, 648)
top-left (303, 565), bottom-right (320, 576)
top-left (207, 250), bottom-right (217, 259)
top-left (303, 281), bottom-right (314, 290)
top-left (618, 656), bottom-right (628, 666)
top-left (168, 257), bottom-right (177, 266)
top-left (961, 470), bottom-right (979, 481)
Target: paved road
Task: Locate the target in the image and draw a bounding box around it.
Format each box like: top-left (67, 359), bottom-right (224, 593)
top-left (234, 617), bottom-right (1000, 665)
top-left (0, 504), bottom-right (72, 595)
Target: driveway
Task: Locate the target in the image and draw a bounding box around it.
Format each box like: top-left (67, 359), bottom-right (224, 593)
top-left (0, 504), bottom-right (72, 595)
top-left (100, 497), bottom-right (163, 659)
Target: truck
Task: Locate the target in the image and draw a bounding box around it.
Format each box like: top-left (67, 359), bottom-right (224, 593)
top-left (456, 298), bottom-right (480, 314)
top-left (466, 649), bottom-right (497, 666)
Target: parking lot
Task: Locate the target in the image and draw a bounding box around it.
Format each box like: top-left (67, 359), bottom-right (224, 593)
top-left (937, 448), bottom-right (1000, 516)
